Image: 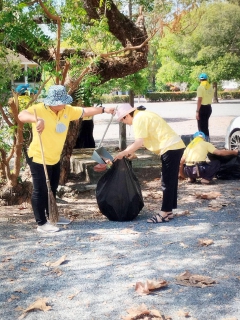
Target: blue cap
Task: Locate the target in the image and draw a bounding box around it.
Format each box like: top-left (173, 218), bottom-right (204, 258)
top-left (193, 131), bottom-right (206, 140)
top-left (199, 73), bottom-right (208, 80)
top-left (16, 84), bottom-right (30, 94)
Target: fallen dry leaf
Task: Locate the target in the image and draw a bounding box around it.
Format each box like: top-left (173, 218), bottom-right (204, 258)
top-left (20, 267), bottom-right (28, 272)
top-left (14, 289), bottom-right (28, 294)
top-left (198, 239), bottom-right (214, 246)
top-left (51, 268), bottom-right (63, 277)
top-left (174, 210), bottom-right (190, 217)
top-left (177, 309), bottom-right (190, 317)
top-left (196, 191), bottom-right (221, 200)
top-left (19, 297), bottom-right (51, 319)
top-left (176, 270), bottom-right (216, 288)
top-left (45, 255), bottom-right (66, 268)
top-left (2, 257), bottom-right (11, 262)
top-left (122, 304), bottom-right (168, 320)
top-left (68, 290), bottom-right (80, 300)
top-left (135, 279), bottom-right (168, 295)
top-left (7, 295), bottom-right (19, 302)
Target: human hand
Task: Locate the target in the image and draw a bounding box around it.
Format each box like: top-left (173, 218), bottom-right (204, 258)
top-left (36, 118), bottom-right (45, 133)
top-left (114, 151), bottom-right (126, 161)
top-left (104, 107), bottom-right (116, 115)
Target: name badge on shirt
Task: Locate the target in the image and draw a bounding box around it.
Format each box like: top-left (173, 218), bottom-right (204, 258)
top-left (56, 122), bottom-right (67, 133)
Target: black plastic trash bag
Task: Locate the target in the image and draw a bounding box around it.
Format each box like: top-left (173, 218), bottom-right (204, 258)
top-left (181, 135), bottom-right (193, 147)
top-left (208, 153), bottom-right (240, 180)
top-left (96, 158), bottom-right (144, 221)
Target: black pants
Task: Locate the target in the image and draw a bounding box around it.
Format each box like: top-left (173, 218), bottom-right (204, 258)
top-left (197, 104), bottom-right (212, 141)
top-left (28, 158), bottom-right (60, 225)
top-left (161, 148), bottom-right (184, 212)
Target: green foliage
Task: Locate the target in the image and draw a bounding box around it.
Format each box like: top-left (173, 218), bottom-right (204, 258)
top-left (157, 1), bottom-right (240, 85)
top-left (145, 91), bottom-right (197, 102)
top-left (101, 94), bottom-right (129, 103)
top-left (218, 90), bottom-right (240, 99)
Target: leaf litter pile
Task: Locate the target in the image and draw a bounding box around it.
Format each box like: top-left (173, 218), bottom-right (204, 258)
top-left (1, 171), bottom-right (240, 319)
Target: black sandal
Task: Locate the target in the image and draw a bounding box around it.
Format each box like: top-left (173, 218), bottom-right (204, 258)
top-left (147, 213), bottom-right (169, 223)
top-left (167, 212), bottom-right (174, 219)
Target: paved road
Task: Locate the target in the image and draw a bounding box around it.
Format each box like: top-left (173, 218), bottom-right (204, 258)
top-left (1, 99), bottom-right (240, 320)
top-left (93, 99), bottom-right (240, 148)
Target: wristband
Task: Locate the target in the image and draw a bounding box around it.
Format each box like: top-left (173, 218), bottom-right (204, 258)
top-left (102, 107), bottom-right (105, 113)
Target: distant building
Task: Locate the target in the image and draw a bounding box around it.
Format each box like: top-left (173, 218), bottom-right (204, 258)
top-left (221, 80), bottom-right (240, 90)
top-left (7, 51), bottom-right (40, 89)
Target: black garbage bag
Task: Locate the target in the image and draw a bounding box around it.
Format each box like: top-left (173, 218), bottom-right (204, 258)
top-left (181, 135), bottom-right (193, 147)
top-left (208, 153), bottom-right (240, 180)
top-left (96, 158), bottom-right (144, 221)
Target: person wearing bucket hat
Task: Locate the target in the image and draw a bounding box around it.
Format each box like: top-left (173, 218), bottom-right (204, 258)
top-left (179, 131), bottom-right (239, 184)
top-left (196, 72), bottom-right (214, 142)
top-left (114, 103), bottom-right (186, 224)
top-left (18, 84), bottom-right (115, 233)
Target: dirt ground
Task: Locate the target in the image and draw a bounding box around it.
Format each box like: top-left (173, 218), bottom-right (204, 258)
top-left (0, 166), bottom-right (238, 228)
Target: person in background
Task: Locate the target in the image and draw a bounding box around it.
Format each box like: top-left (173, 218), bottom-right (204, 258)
top-left (196, 73), bottom-right (214, 142)
top-left (114, 103), bottom-right (185, 224)
top-left (179, 131), bottom-right (239, 184)
top-left (18, 85), bottom-right (115, 233)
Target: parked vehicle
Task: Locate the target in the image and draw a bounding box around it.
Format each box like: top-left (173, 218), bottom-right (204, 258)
top-left (225, 116), bottom-right (240, 150)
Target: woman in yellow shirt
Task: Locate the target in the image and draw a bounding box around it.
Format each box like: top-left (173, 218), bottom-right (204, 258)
top-left (18, 85), bottom-right (115, 233)
top-left (114, 103), bottom-right (185, 224)
top-left (196, 73), bottom-right (214, 142)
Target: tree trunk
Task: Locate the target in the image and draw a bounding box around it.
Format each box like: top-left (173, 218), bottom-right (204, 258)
top-left (119, 90), bottom-right (135, 150)
top-left (213, 82), bottom-right (218, 103)
top-left (119, 123), bottom-right (127, 150)
top-left (59, 119), bottom-right (81, 185)
top-left (0, 181), bottom-right (32, 205)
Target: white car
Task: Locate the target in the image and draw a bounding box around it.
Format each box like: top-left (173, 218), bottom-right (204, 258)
top-left (225, 116), bottom-right (240, 150)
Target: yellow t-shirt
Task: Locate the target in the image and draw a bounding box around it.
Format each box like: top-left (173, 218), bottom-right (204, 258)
top-left (183, 139), bottom-right (216, 165)
top-left (197, 81), bottom-right (214, 105)
top-left (133, 110), bottom-right (185, 155)
top-left (27, 103), bottom-right (83, 165)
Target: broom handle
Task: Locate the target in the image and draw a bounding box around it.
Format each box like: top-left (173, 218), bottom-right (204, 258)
top-left (33, 109), bottom-right (51, 188)
top-left (98, 105), bottom-right (118, 148)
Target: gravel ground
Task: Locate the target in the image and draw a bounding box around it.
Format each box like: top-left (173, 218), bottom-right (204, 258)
top-left (0, 100), bottom-right (240, 320)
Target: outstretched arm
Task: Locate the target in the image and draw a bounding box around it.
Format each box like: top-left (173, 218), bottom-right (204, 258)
top-left (83, 107), bottom-right (115, 117)
top-left (213, 149), bottom-right (238, 157)
top-left (114, 138), bottom-right (144, 160)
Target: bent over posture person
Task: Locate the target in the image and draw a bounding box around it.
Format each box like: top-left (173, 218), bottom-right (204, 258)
top-left (18, 85), bottom-right (115, 233)
top-left (179, 131), bottom-right (239, 184)
top-left (114, 103), bottom-right (185, 224)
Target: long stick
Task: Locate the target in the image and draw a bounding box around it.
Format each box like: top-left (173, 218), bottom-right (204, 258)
top-left (97, 105), bottom-right (118, 148)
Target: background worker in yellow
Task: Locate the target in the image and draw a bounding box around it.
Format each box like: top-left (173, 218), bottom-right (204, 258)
top-left (114, 103), bottom-right (185, 224)
top-left (18, 85), bottom-right (115, 233)
top-left (196, 73), bottom-right (214, 142)
top-left (179, 131), bottom-right (239, 184)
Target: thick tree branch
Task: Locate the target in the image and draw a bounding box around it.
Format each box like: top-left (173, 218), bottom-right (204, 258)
top-left (0, 104), bottom-right (13, 127)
